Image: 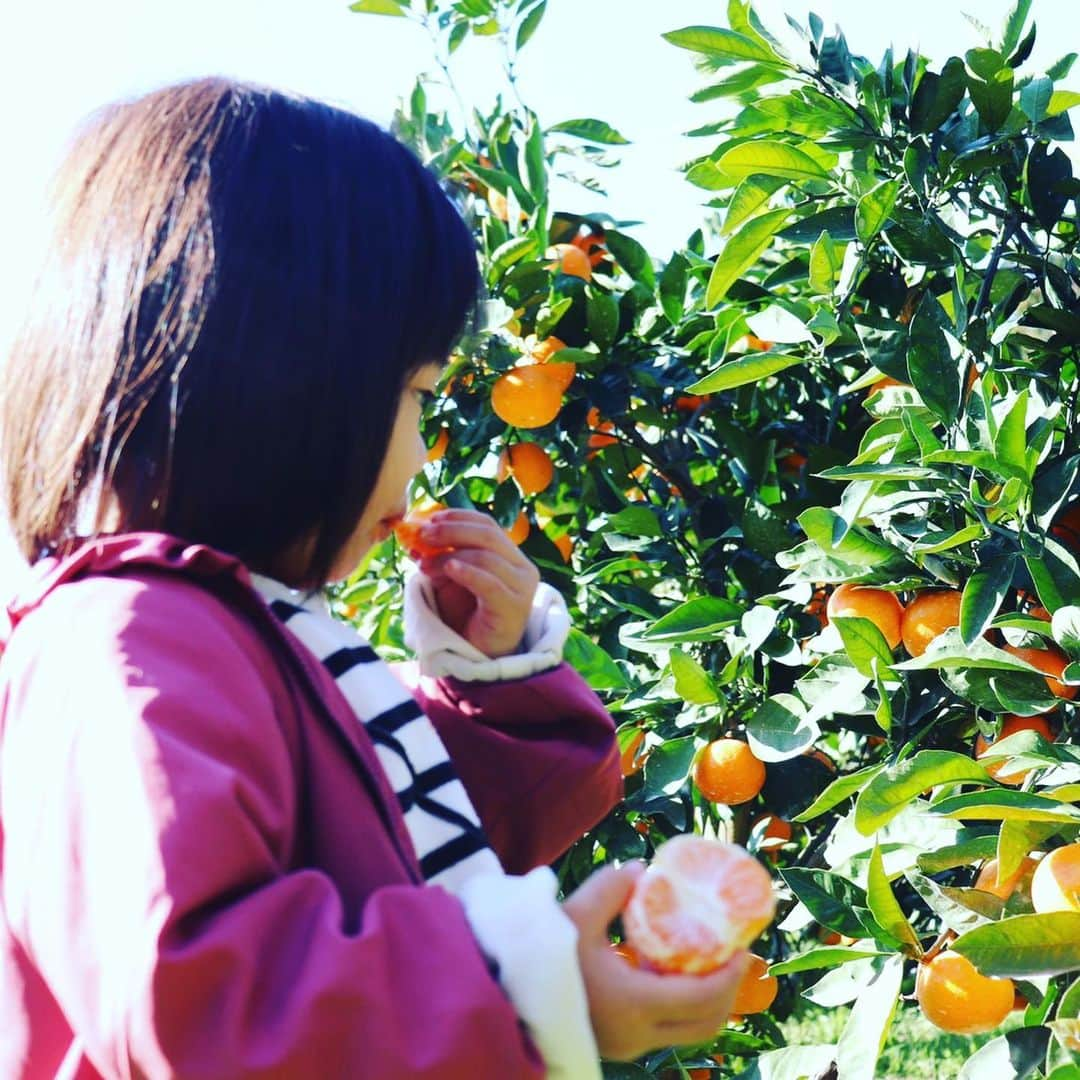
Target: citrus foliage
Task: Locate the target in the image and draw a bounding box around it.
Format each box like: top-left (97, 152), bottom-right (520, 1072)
top-left (343, 0), bottom-right (1080, 1075)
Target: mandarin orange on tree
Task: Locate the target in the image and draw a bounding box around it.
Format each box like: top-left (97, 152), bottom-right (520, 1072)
top-left (552, 532), bottom-right (573, 563)
top-left (692, 739), bottom-right (766, 805)
top-left (491, 366), bottom-right (565, 428)
top-left (974, 856), bottom-right (1038, 901)
top-left (1031, 843), bottom-right (1080, 913)
top-left (528, 335), bottom-right (566, 364)
top-left (619, 727), bottom-right (646, 777)
top-left (426, 427), bottom-right (449, 463)
top-left (826, 583), bottom-right (904, 649)
top-left (732, 953), bottom-right (779, 1015)
top-left (498, 442), bottom-right (554, 495)
top-left (1002, 644), bottom-right (1077, 700)
top-left (622, 834), bottom-right (776, 975)
top-left (916, 951), bottom-right (1015, 1035)
top-left (546, 242), bottom-right (592, 281)
top-left (505, 509), bottom-right (530, 546)
top-left (901, 588), bottom-right (962, 657)
top-left (975, 713), bottom-right (1055, 785)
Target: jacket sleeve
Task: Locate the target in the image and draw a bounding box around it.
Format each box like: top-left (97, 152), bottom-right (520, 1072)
top-left (0, 579), bottom-right (545, 1080)
top-left (404, 661), bottom-right (623, 875)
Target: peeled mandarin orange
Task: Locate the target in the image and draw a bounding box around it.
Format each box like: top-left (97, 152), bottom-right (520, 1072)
top-left (732, 953), bottom-right (779, 1015)
top-left (692, 739), bottom-right (766, 806)
top-left (975, 713), bottom-right (1055, 785)
top-left (491, 366), bottom-right (564, 428)
top-left (1002, 644), bottom-right (1077, 700)
top-left (622, 834), bottom-right (776, 975)
top-left (392, 503), bottom-right (451, 559)
top-left (915, 951), bottom-right (1015, 1035)
top-left (901, 589), bottom-right (962, 657)
top-left (1031, 844), bottom-right (1080, 913)
top-left (826, 583), bottom-right (904, 650)
top-left (498, 442), bottom-right (554, 495)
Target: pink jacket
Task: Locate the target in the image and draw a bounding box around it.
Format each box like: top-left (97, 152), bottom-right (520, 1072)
top-left (0, 533), bottom-right (622, 1078)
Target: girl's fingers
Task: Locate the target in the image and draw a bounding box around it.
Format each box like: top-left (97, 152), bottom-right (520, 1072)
top-left (422, 547), bottom-right (532, 594)
top-left (604, 952), bottom-right (748, 1025)
top-left (422, 513), bottom-right (524, 560)
top-left (440, 557), bottom-right (516, 608)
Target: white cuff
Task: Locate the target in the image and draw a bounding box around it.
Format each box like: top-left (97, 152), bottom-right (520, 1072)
top-left (456, 867), bottom-right (601, 1080)
top-left (403, 574), bottom-right (570, 682)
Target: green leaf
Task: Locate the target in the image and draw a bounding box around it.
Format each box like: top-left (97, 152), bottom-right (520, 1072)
top-left (546, 116), bottom-right (629, 145)
top-left (931, 789), bottom-right (1080, 825)
top-left (856, 179), bottom-right (900, 245)
top-left (867, 844), bottom-right (922, 954)
top-left (953, 912), bottom-right (1080, 976)
top-left (968, 69), bottom-right (1015, 131)
top-left (746, 693), bottom-right (820, 762)
top-left (607, 506), bottom-right (662, 537)
top-left (636, 597), bottom-right (744, 644)
top-left (349, 0), bottom-right (406, 13)
top-left (586, 292), bottom-right (620, 350)
top-left (641, 736), bottom-right (698, 797)
top-left (795, 764), bottom-right (885, 822)
top-left (854, 751), bottom-right (992, 835)
top-left (781, 868), bottom-right (872, 938)
top-left (1026, 143), bottom-right (1073, 232)
top-left (917, 833), bottom-right (1000, 873)
top-left (1025, 536), bottom-right (1080, 613)
top-left (958, 1027), bottom-right (1051, 1080)
top-left (833, 616), bottom-right (896, 680)
top-left (892, 627), bottom-right (1047, 671)
top-left (515, 0), bottom-right (546, 51)
top-left (910, 57), bottom-right (968, 133)
top-left (563, 629), bottom-right (627, 690)
top-left (722, 176), bottom-right (788, 235)
top-left (688, 350), bottom-right (802, 393)
top-left (716, 141), bottom-right (832, 183)
top-left (658, 254), bottom-right (688, 325)
top-left (1001, 0), bottom-right (1033, 56)
top-left (663, 25), bottom-right (781, 65)
top-left (705, 207), bottom-right (790, 305)
top-left (669, 648), bottom-right (719, 705)
top-left (604, 229), bottom-right (655, 289)
top-left (961, 558), bottom-right (1016, 645)
top-left (1020, 76), bottom-right (1053, 122)
top-left (809, 229), bottom-right (841, 294)
top-left (1048, 90), bottom-right (1080, 116)
top-left (798, 507), bottom-right (899, 567)
top-left (770, 946), bottom-right (890, 975)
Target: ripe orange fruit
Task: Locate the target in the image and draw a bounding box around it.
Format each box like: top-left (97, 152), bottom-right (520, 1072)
top-left (539, 361), bottom-right (576, 393)
top-left (506, 510), bottom-right (530, 546)
top-left (1002, 644), bottom-right (1077, 700)
top-left (622, 834), bottom-right (776, 975)
top-left (1031, 844), bottom-right (1080, 913)
top-left (751, 814), bottom-right (792, 863)
top-left (868, 375), bottom-right (907, 396)
top-left (552, 533), bottom-right (573, 563)
top-left (778, 450), bottom-right (807, 474)
top-left (901, 589), bottom-right (962, 657)
top-left (826, 583), bottom-right (904, 650)
top-left (497, 442), bottom-right (555, 495)
top-left (426, 428), bottom-right (450, 463)
top-left (392, 503), bottom-right (451, 559)
top-left (745, 334), bottom-right (773, 351)
top-left (732, 953), bottom-right (779, 1015)
top-left (528, 335), bottom-right (567, 364)
top-left (916, 951), bottom-right (1015, 1035)
top-left (546, 243), bottom-right (592, 281)
top-left (692, 739), bottom-right (766, 805)
top-left (974, 856), bottom-right (1038, 901)
top-left (975, 714), bottom-right (1055, 785)
top-left (491, 366), bottom-right (565, 428)
top-left (674, 394), bottom-right (710, 412)
top-left (620, 728), bottom-right (647, 777)
top-left (571, 229), bottom-right (607, 267)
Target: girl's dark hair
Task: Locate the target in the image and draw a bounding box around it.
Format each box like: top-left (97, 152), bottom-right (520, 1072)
top-left (0, 77), bottom-right (480, 586)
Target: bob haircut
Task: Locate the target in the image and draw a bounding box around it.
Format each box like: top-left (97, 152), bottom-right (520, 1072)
top-left (0, 77), bottom-right (480, 587)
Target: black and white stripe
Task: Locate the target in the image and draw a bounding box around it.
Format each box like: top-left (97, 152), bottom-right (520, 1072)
top-left (255, 576), bottom-right (503, 891)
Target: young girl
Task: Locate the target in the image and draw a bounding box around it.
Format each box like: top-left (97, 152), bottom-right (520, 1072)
top-left (0, 78), bottom-right (747, 1078)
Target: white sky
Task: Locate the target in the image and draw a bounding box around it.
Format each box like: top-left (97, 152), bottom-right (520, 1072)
top-left (0, 0), bottom-right (1073, 580)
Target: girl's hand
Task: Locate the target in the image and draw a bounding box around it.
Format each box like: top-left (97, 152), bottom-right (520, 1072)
top-left (416, 508), bottom-right (541, 659)
top-left (562, 862), bottom-right (749, 1062)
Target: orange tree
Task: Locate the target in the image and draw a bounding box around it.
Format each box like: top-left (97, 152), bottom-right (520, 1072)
top-left (344, 1), bottom-right (1080, 1075)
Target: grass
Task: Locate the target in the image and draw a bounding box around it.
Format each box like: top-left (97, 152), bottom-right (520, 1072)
top-left (775, 997), bottom-right (1025, 1079)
